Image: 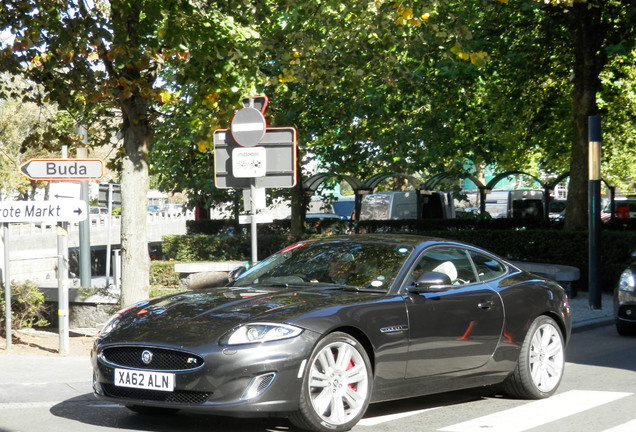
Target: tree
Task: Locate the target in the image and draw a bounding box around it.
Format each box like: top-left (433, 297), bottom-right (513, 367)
top-left (0, 0), bottom-right (260, 306)
top-left (0, 73), bottom-right (75, 200)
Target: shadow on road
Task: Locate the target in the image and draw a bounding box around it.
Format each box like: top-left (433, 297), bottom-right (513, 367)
top-left (50, 388), bottom-right (491, 432)
top-left (50, 394), bottom-right (295, 431)
top-left (566, 325), bottom-right (636, 372)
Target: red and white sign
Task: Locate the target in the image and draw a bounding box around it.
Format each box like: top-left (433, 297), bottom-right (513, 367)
top-left (231, 107), bottom-right (267, 147)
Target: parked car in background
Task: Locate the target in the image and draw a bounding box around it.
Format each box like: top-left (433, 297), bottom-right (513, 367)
top-left (89, 206), bottom-right (108, 222)
top-left (147, 205), bottom-right (162, 215)
top-left (548, 198), bottom-right (567, 221)
top-left (359, 190), bottom-right (455, 220)
top-left (164, 203), bottom-right (183, 216)
top-left (332, 195), bottom-right (355, 220)
top-left (614, 251), bottom-right (636, 336)
top-left (92, 234), bottom-right (571, 432)
top-left (602, 197), bottom-right (636, 221)
top-left (484, 190), bottom-right (544, 219)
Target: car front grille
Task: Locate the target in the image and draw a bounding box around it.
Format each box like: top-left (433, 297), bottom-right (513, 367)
top-left (102, 346), bottom-right (204, 371)
top-left (102, 383), bottom-right (210, 404)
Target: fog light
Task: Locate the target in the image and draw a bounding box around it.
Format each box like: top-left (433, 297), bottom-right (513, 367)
top-left (241, 373), bottom-right (276, 400)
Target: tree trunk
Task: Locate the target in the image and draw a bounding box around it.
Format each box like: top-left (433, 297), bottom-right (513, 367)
top-left (119, 95), bottom-right (151, 307)
top-left (564, 2), bottom-right (606, 231)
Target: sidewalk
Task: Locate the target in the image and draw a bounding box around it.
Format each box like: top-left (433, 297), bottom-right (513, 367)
top-left (567, 291), bottom-right (614, 333)
top-left (0, 290), bottom-right (616, 407)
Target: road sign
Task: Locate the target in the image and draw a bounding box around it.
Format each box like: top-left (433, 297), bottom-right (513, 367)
top-left (239, 214), bottom-right (274, 224)
top-left (231, 107), bottom-right (267, 147)
top-left (0, 200), bottom-right (88, 223)
top-left (214, 127), bottom-right (297, 189)
top-left (49, 182), bottom-right (81, 200)
top-left (232, 147), bottom-right (266, 178)
top-left (97, 183), bottom-right (121, 207)
top-left (19, 158), bottom-right (104, 181)
top-left (98, 183), bottom-right (122, 206)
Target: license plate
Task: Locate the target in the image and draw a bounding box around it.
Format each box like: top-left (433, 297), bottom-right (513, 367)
top-left (114, 368), bottom-right (175, 392)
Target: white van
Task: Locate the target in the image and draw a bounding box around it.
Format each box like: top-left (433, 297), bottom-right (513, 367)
top-left (359, 191), bottom-right (455, 221)
top-left (484, 190), bottom-right (544, 219)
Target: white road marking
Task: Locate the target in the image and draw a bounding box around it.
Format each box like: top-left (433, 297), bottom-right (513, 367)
top-left (0, 401), bottom-right (57, 410)
top-left (602, 419), bottom-right (636, 432)
top-left (438, 390), bottom-right (631, 432)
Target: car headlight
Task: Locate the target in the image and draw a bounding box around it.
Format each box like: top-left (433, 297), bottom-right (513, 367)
top-left (98, 303), bottom-right (144, 337)
top-left (221, 323), bottom-right (303, 345)
top-left (618, 269), bottom-right (636, 293)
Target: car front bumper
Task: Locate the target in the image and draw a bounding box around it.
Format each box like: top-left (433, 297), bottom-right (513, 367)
top-left (92, 331), bottom-right (319, 416)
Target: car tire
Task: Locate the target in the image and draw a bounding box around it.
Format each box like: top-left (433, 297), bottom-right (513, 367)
top-left (503, 315), bottom-right (565, 399)
top-left (616, 319), bottom-right (636, 336)
top-left (289, 332), bottom-right (373, 432)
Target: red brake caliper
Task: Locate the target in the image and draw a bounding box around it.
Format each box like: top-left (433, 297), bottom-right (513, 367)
top-left (347, 360), bottom-right (356, 390)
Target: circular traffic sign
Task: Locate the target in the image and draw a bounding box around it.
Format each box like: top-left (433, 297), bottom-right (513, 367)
top-left (231, 107), bottom-right (267, 147)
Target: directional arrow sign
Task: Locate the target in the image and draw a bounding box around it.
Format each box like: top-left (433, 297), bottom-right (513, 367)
top-left (19, 158), bottom-right (105, 181)
top-left (0, 200), bottom-right (88, 223)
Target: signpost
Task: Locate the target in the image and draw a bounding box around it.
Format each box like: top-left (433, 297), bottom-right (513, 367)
top-left (0, 200), bottom-right (88, 223)
top-left (2, 155), bottom-right (104, 354)
top-left (214, 96), bottom-right (297, 264)
top-left (19, 158), bottom-right (104, 181)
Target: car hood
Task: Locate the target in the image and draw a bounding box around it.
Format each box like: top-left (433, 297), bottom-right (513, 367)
top-left (98, 286), bottom-right (382, 348)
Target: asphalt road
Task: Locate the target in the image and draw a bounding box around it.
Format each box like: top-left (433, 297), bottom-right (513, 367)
top-left (1, 323), bottom-right (635, 432)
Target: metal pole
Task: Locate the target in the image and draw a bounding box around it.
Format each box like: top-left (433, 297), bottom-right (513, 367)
top-left (76, 129), bottom-right (92, 288)
top-left (2, 222), bottom-right (11, 350)
top-left (57, 223), bottom-right (70, 355)
top-left (105, 183), bottom-right (113, 287)
top-left (250, 182), bottom-right (258, 265)
top-left (58, 145), bottom-right (70, 354)
top-left (588, 115), bottom-right (602, 310)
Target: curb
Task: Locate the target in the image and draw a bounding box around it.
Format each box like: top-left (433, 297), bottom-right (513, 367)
top-left (571, 317), bottom-right (614, 334)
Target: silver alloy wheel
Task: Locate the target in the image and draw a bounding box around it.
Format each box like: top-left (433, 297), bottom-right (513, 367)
top-left (528, 322), bottom-right (564, 393)
top-left (307, 340), bottom-right (370, 426)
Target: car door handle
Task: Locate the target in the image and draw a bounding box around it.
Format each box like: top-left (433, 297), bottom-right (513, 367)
top-left (478, 300), bottom-right (495, 310)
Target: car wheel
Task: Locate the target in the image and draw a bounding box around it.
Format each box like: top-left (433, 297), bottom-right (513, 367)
top-left (616, 319), bottom-right (636, 336)
top-left (290, 332), bottom-right (373, 432)
top-left (503, 315), bottom-right (565, 399)
top-left (126, 405), bottom-right (180, 415)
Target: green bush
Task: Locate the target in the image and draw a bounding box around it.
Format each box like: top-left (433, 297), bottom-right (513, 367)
top-left (1, 280), bottom-right (50, 333)
top-left (162, 232), bottom-right (296, 264)
top-left (150, 260), bottom-right (181, 288)
top-left (161, 223), bottom-right (636, 295)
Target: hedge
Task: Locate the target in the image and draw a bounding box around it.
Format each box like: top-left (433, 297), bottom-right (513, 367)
top-left (171, 217), bottom-right (636, 294)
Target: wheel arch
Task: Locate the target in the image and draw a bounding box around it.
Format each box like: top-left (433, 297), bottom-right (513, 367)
top-left (542, 311), bottom-right (569, 345)
top-left (324, 326), bottom-right (376, 376)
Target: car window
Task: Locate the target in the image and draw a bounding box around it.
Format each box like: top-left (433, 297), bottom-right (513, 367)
top-left (410, 247), bottom-right (477, 286)
top-left (232, 240), bottom-right (413, 291)
top-left (467, 250), bottom-right (507, 282)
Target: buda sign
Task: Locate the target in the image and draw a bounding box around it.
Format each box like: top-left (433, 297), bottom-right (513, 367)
top-left (19, 158), bottom-right (105, 181)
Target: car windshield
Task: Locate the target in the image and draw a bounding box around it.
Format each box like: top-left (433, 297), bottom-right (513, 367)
top-left (231, 239), bottom-right (414, 292)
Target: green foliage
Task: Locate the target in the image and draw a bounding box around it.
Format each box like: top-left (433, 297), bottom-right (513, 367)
top-left (0, 281), bottom-right (50, 333)
top-left (162, 235), bottom-right (250, 262)
top-left (150, 260), bottom-right (181, 288)
top-left (158, 224), bottom-right (634, 295)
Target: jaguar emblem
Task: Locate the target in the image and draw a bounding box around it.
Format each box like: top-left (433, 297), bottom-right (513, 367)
top-left (141, 350), bottom-right (153, 365)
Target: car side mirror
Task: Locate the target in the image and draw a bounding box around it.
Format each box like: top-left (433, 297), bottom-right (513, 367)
top-left (228, 265), bottom-right (247, 282)
top-left (408, 271), bottom-right (452, 293)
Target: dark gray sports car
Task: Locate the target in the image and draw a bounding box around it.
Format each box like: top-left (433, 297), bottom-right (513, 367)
top-left (92, 234), bottom-right (572, 432)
